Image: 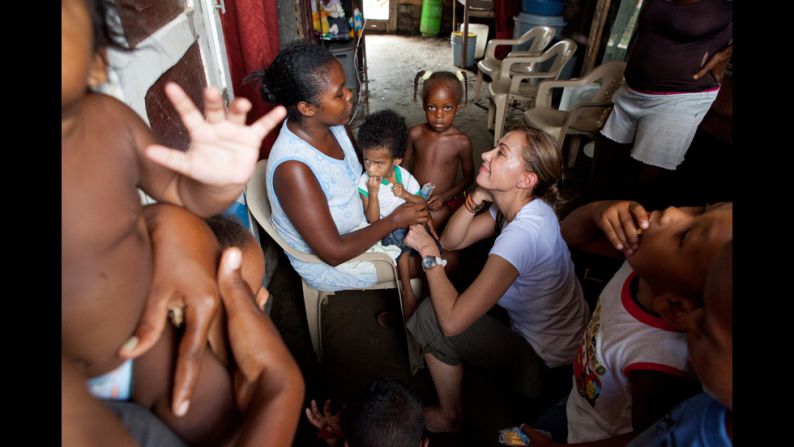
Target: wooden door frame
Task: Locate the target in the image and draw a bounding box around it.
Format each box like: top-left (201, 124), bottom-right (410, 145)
top-left (102, 0), bottom-right (233, 122)
top-left (100, 0), bottom-right (235, 209)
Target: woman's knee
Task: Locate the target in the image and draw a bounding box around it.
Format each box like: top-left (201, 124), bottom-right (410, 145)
top-left (407, 299), bottom-right (438, 339)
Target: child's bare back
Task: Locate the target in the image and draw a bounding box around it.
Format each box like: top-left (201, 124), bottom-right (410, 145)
top-left (404, 123), bottom-right (473, 226)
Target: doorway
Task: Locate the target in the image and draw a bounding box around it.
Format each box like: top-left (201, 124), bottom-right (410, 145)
top-left (362, 0), bottom-right (396, 32)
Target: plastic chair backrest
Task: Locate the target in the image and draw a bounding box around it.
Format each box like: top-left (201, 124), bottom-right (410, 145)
top-left (569, 61), bottom-right (626, 131)
top-left (246, 159), bottom-right (324, 263)
top-left (498, 39), bottom-right (577, 85)
top-left (536, 39), bottom-right (577, 81)
top-left (520, 25), bottom-right (556, 55)
top-left (483, 25), bottom-right (554, 65)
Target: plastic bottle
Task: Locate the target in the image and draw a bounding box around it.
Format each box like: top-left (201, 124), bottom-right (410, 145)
top-left (420, 183), bottom-right (436, 200)
top-left (419, 0), bottom-right (442, 37)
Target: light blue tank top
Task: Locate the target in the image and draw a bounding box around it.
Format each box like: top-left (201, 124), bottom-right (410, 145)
top-left (266, 121), bottom-right (378, 290)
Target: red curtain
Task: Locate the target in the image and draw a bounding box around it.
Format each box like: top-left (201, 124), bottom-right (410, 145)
top-left (493, 0), bottom-right (521, 59)
top-left (220, 0), bottom-right (282, 159)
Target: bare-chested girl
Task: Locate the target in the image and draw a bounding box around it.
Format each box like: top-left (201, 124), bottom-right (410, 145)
top-left (402, 70), bottom-right (475, 230)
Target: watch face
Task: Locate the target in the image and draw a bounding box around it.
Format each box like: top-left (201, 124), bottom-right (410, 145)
top-left (422, 256), bottom-right (435, 270)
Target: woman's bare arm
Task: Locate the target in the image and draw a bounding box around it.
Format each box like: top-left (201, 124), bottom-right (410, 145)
top-left (217, 248), bottom-right (305, 447)
top-left (274, 162), bottom-right (427, 266)
top-left (440, 188), bottom-right (495, 250)
top-left (406, 225), bottom-right (517, 336)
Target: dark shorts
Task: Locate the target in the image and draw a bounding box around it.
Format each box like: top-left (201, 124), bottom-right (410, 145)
top-left (406, 299), bottom-right (551, 398)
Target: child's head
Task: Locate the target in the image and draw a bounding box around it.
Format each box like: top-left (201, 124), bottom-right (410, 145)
top-left (358, 110), bottom-right (408, 179)
top-left (478, 127), bottom-right (562, 208)
top-left (249, 42), bottom-right (352, 124)
top-left (344, 379), bottom-right (427, 447)
top-left (413, 70), bottom-right (466, 133)
top-left (629, 202), bottom-right (733, 301)
top-left (206, 215), bottom-right (267, 303)
top-left (62, 0), bottom-right (126, 109)
top-left (686, 241), bottom-right (732, 409)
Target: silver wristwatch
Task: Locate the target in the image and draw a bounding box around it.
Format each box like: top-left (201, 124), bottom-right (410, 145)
top-left (421, 255), bottom-right (447, 271)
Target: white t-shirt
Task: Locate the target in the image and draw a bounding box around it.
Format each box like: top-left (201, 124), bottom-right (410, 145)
top-left (565, 261), bottom-right (692, 443)
top-left (488, 199), bottom-right (589, 368)
top-left (357, 165), bottom-right (421, 218)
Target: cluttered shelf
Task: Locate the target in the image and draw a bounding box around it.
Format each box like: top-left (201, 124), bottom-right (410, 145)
top-left (308, 0), bottom-right (369, 118)
top-left (310, 0), bottom-right (364, 41)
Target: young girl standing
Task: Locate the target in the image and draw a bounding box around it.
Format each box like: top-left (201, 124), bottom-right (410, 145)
top-left (402, 71), bottom-right (475, 230)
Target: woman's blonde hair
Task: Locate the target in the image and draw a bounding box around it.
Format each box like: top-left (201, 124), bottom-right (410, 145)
top-left (511, 126), bottom-right (564, 212)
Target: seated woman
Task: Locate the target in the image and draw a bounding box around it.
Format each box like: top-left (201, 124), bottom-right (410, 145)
top-left (250, 42), bottom-right (428, 291)
top-left (404, 127), bottom-right (590, 432)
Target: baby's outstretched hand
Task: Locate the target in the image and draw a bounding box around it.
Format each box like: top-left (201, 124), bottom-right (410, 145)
top-left (305, 399), bottom-right (343, 447)
top-left (145, 82), bottom-right (286, 188)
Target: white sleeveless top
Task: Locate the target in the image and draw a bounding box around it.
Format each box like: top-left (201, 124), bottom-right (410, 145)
top-left (266, 120), bottom-right (382, 291)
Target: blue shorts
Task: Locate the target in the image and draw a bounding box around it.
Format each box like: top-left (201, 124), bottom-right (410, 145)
top-left (382, 228), bottom-right (409, 253)
top-left (382, 227), bottom-right (443, 256)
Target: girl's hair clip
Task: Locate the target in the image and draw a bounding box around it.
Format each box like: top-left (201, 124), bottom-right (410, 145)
top-left (455, 70), bottom-right (465, 82)
top-left (422, 70), bottom-right (433, 80)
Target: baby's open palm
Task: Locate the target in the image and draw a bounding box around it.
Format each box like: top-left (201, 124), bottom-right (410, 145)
top-left (145, 82), bottom-right (286, 187)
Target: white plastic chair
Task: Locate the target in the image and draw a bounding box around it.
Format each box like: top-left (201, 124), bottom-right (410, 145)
top-left (474, 26), bottom-right (556, 101)
top-left (523, 60), bottom-right (626, 167)
top-left (485, 39), bottom-right (577, 145)
top-left (246, 159), bottom-right (418, 367)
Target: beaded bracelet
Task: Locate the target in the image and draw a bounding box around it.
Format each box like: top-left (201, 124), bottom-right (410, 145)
top-left (464, 191), bottom-right (484, 213)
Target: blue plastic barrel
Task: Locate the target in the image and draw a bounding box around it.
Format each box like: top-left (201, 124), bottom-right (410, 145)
top-left (451, 32), bottom-right (477, 67)
top-left (522, 0), bottom-right (566, 16)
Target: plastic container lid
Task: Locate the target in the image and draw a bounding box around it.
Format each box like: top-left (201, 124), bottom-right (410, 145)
top-left (451, 31), bottom-right (477, 38)
top-left (514, 12), bottom-right (567, 26)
